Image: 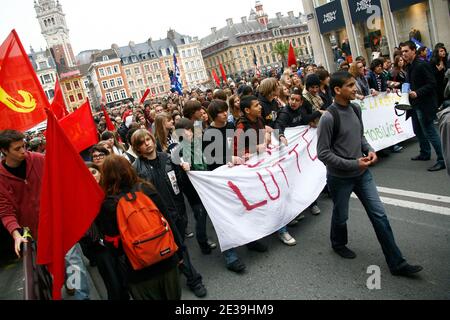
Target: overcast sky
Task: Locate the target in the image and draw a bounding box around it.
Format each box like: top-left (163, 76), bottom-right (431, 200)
top-left (1, 0), bottom-right (304, 55)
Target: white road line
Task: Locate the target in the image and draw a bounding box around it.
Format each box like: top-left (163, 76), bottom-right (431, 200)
top-left (377, 187), bottom-right (450, 204)
top-left (350, 194), bottom-right (450, 216)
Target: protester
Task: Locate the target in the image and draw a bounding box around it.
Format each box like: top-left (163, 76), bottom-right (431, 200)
top-left (430, 44), bottom-right (449, 107)
top-left (401, 40), bottom-right (445, 171)
top-left (317, 71), bottom-right (423, 277)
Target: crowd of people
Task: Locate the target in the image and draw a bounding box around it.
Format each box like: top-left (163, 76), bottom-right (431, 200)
top-left (1, 39), bottom-right (449, 300)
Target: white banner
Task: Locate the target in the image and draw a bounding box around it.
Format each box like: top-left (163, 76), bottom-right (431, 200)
top-left (188, 95), bottom-right (415, 251)
top-left (188, 126), bottom-right (327, 251)
top-left (352, 92), bottom-right (415, 152)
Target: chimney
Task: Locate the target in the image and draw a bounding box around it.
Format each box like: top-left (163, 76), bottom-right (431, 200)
top-left (167, 29), bottom-right (175, 40)
top-left (288, 11), bottom-right (294, 19)
top-left (129, 41), bottom-right (135, 48)
top-left (226, 18), bottom-right (233, 27)
top-left (276, 12), bottom-right (282, 20)
top-left (241, 16), bottom-right (247, 24)
top-left (211, 27), bottom-right (217, 34)
top-left (147, 37), bottom-right (152, 46)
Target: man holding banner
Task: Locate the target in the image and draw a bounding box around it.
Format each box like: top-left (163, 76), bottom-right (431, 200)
top-left (317, 71), bottom-right (423, 277)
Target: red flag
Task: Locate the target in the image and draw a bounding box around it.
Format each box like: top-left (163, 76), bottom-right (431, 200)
top-left (0, 30), bottom-right (49, 132)
top-left (219, 63), bottom-right (227, 83)
top-left (212, 69), bottom-right (220, 87)
top-left (288, 42), bottom-right (297, 68)
top-left (37, 109), bottom-right (104, 300)
top-left (101, 105), bottom-right (115, 132)
top-left (50, 78), bottom-right (68, 120)
top-left (59, 99), bottom-right (99, 153)
top-left (140, 88), bottom-right (150, 104)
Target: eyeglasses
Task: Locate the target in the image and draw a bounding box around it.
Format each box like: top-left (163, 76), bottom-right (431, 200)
top-left (92, 153), bottom-right (105, 160)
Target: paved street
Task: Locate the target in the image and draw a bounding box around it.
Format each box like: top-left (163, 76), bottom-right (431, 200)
top-left (1, 138), bottom-right (449, 300)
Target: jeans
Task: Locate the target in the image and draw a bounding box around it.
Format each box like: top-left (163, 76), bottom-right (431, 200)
top-left (65, 243), bottom-right (90, 300)
top-left (223, 248), bottom-right (239, 265)
top-left (411, 109), bottom-right (444, 163)
top-left (191, 203), bottom-right (208, 244)
top-left (327, 170), bottom-right (407, 272)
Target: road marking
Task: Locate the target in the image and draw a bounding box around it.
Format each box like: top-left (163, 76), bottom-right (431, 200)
top-left (351, 194), bottom-right (450, 216)
top-left (377, 187), bottom-right (450, 204)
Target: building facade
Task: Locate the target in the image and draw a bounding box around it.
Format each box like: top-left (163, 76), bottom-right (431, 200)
top-left (200, 2), bottom-right (312, 80)
top-left (88, 49), bottom-right (131, 108)
top-left (178, 35), bottom-right (209, 90)
top-left (28, 47), bottom-right (58, 102)
top-left (34, 0), bottom-right (77, 71)
top-left (59, 69), bottom-right (87, 111)
top-left (303, 0), bottom-right (450, 72)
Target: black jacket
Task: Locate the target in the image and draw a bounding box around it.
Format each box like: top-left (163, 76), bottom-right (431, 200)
top-left (406, 57), bottom-right (438, 122)
top-left (274, 99), bottom-right (322, 137)
top-left (133, 152), bottom-right (186, 221)
top-left (258, 94), bottom-right (279, 128)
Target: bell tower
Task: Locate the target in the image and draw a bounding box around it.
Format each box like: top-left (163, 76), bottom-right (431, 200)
top-left (34, 0), bottom-right (76, 69)
top-left (255, 1), bottom-right (269, 26)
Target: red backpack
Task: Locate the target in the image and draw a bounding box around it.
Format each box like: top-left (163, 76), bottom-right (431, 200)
top-left (116, 190), bottom-right (178, 270)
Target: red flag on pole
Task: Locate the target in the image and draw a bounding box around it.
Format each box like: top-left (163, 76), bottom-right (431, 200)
top-left (37, 109), bottom-right (104, 300)
top-left (140, 88), bottom-right (150, 104)
top-left (219, 63), bottom-right (227, 83)
top-left (59, 99), bottom-right (99, 153)
top-left (0, 30), bottom-right (49, 132)
top-left (288, 42), bottom-right (297, 68)
top-left (212, 69), bottom-right (221, 87)
top-left (101, 105), bottom-right (115, 132)
top-left (50, 78), bottom-right (68, 120)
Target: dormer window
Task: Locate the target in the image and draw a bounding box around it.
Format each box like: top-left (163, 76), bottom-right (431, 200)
top-left (131, 56), bottom-right (137, 63)
top-left (103, 55), bottom-right (109, 62)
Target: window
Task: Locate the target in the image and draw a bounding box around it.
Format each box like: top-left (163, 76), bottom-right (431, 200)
top-left (236, 49), bottom-right (241, 58)
top-left (74, 81), bottom-right (80, 89)
top-left (187, 49), bottom-right (192, 57)
top-left (194, 73), bottom-right (198, 80)
top-left (246, 58), bottom-right (250, 68)
top-left (42, 74), bottom-right (53, 84)
top-left (137, 79), bottom-right (144, 86)
top-left (110, 79), bottom-right (115, 88)
top-left (77, 93), bottom-right (83, 101)
top-left (188, 74), bottom-right (192, 81)
top-left (153, 63), bottom-right (159, 70)
top-left (266, 56), bottom-right (271, 64)
top-left (272, 54), bottom-right (277, 63)
top-left (113, 65), bottom-right (119, 74)
top-left (259, 57), bottom-right (263, 65)
top-left (84, 80), bottom-right (89, 88)
top-left (257, 45), bottom-right (261, 54)
top-left (132, 92), bottom-right (138, 99)
top-left (106, 67), bottom-right (112, 75)
top-left (106, 92), bottom-right (112, 103)
top-left (38, 61), bottom-right (48, 69)
top-left (151, 88), bottom-right (156, 95)
top-left (120, 89), bottom-right (127, 99)
top-left (194, 48), bottom-right (198, 55)
top-left (131, 56), bottom-right (137, 63)
top-left (185, 63), bottom-right (190, 71)
top-left (182, 50), bottom-right (186, 58)
top-left (196, 60), bottom-right (201, 68)
top-left (263, 44), bottom-right (268, 53)
top-left (148, 76), bottom-right (153, 84)
top-left (102, 81), bottom-right (108, 89)
top-left (239, 61), bottom-right (244, 71)
top-left (156, 74), bottom-right (162, 82)
top-left (128, 81), bottom-right (134, 88)
top-left (99, 68), bottom-right (105, 77)
top-left (199, 71), bottom-right (204, 79)
top-left (269, 43), bottom-right (273, 51)
top-left (65, 82), bottom-right (71, 91)
top-left (47, 89), bottom-right (55, 99)
top-left (134, 67), bottom-right (140, 74)
top-left (117, 77), bottom-right (123, 86)
top-left (305, 47), bottom-right (309, 55)
top-left (69, 95), bottom-right (75, 102)
top-left (125, 69), bottom-right (131, 77)
top-left (144, 65), bottom-right (150, 72)
top-left (102, 55), bottom-right (109, 62)
top-left (113, 91), bottom-right (119, 101)
top-left (159, 85), bottom-right (164, 93)
top-left (243, 48), bottom-right (248, 56)
top-left (190, 61), bottom-right (195, 70)
top-left (292, 39), bottom-right (296, 47)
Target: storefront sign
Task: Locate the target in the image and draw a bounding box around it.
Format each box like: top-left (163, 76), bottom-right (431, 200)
top-left (389, 0), bottom-right (425, 12)
top-left (348, 0), bottom-right (383, 24)
top-left (315, 1), bottom-right (346, 34)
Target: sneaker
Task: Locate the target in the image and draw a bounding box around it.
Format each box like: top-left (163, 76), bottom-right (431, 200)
top-left (247, 240), bottom-right (268, 253)
top-left (185, 231), bottom-right (194, 238)
top-left (199, 242), bottom-right (212, 255)
top-left (295, 212), bottom-right (306, 221)
top-left (391, 145), bottom-right (404, 153)
top-left (333, 246), bottom-right (356, 259)
top-left (206, 239), bottom-right (217, 249)
top-left (310, 205), bottom-right (321, 216)
top-left (278, 232), bottom-right (296, 246)
top-left (391, 264), bottom-right (423, 277)
top-left (191, 283), bottom-right (207, 298)
top-left (226, 259), bottom-right (246, 273)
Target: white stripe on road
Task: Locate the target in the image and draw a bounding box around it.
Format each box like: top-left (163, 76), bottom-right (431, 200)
top-left (350, 194), bottom-right (450, 216)
top-left (377, 187), bottom-right (450, 204)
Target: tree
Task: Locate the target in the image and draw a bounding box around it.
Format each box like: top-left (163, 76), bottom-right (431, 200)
top-left (272, 41), bottom-right (300, 66)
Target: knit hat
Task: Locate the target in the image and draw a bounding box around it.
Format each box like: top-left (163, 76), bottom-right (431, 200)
top-left (305, 74), bottom-right (321, 89)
